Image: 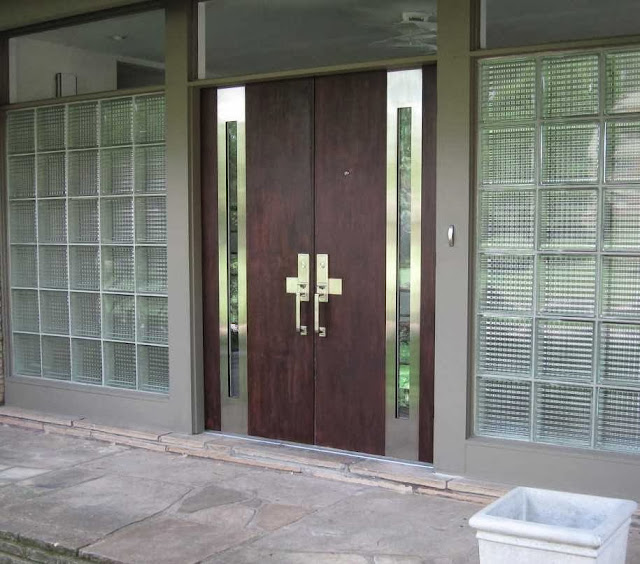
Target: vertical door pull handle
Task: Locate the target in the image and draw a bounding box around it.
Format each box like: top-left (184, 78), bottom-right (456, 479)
top-left (448, 225), bottom-right (455, 247)
top-left (314, 291), bottom-right (322, 336)
top-left (315, 254), bottom-right (342, 338)
top-left (286, 254), bottom-right (310, 335)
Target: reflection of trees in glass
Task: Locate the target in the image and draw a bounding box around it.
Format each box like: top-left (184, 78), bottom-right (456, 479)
top-left (397, 108), bottom-right (411, 417)
top-left (226, 121), bottom-right (240, 397)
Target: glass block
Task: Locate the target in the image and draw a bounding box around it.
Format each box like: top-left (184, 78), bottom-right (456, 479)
top-left (70, 246), bottom-right (100, 291)
top-left (12, 289), bottom-right (39, 332)
top-left (11, 246), bottom-right (37, 287)
top-left (102, 246), bottom-right (134, 292)
top-left (68, 199), bottom-right (99, 243)
top-left (599, 323), bottom-right (640, 387)
top-left (102, 294), bottom-right (135, 341)
top-left (596, 388), bottom-right (640, 452)
top-left (7, 110), bottom-right (35, 154)
top-left (10, 201), bottom-right (36, 243)
top-left (68, 102), bottom-right (98, 149)
top-left (104, 341), bottom-right (136, 389)
top-left (134, 94), bottom-right (165, 144)
top-left (137, 296), bottom-right (168, 344)
top-left (39, 246), bottom-right (68, 289)
top-left (603, 189), bottom-right (640, 250)
top-left (606, 50), bottom-right (640, 114)
top-left (536, 319), bottom-right (594, 382)
top-left (135, 145), bottom-right (166, 193)
top-left (138, 345), bottom-right (169, 393)
top-left (40, 291), bottom-right (69, 335)
top-left (535, 383), bottom-right (593, 447)
top-left (135, 196), bottom-right (167, 243)
top-left (101, 98), bottom-right (132, 147)
top-left (478, 254), bottom-right (533, 313)
top-left (605, 121), bottom-right (640, 183)
top-left (38, 200), bottom-right (67, 243)
top-left (101, 198), bottom-right (133, 243)
top-left (13, 333), bottom-right (41, 377)
top-left (539, 189), bottom-right (598, 251)
top-left (71, 292), bottom-right (101, 338)
top-left (72, 339), bottom-right (102, 385)
top-left (538, 255), bottom-right (596, 316)
top-left (37, 106), bottom-right (65, 152)
top-left (542, 54), bottom-right (600, 118)
top-left (68, 150), bottom-right (98, 196)
top-left (601, 256), bottom-right (640, 318)
top-left (9, 155), bottom-right (35, 199)
top-left (542, 123), bottom-right (600, 185)
top-left (479, 190), bottom-right (535, 250)
top-left (136, 247), bottom-right (168, 294)
top-left (42, 335), bottom-right (71, 380)
top-left (37, 152), bottom-right (66, 197)
top-left (477, 315), bottom-right (532, 377)
top-left (480, 126), bottom-right (535, 185)
top-left (476, 378), bottom-right (531, 440)
top-left (100, 148), bottom-right (133, 195)
top-left (480, 58), bottom-right (536, 123)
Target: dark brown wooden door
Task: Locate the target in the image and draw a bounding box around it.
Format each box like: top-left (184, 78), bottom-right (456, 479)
top-left (313, 72), bottom-right (387, 455)
top-left (206, 69), bottom-right (435, 460)
top-left (246, 79), bottom-right (315, 444)
top-left (244, 73), bottom-right (387, 454)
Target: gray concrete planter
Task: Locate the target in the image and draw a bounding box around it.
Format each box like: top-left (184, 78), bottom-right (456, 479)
top-left (469, 487), bottom-right (637, 563)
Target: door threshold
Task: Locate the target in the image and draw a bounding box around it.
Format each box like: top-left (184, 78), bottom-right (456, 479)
top-left (202, 430), bottom-right (433, 469)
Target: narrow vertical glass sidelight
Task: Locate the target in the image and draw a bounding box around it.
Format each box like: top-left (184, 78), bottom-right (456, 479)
top-left (385, 69), bottom-right (422, 459)
top-left (396, 107), bottom-right (412, 418)
top-left (226, 121), bottom-right (239, 398)
top-left (217, 87), bottom-right (247, 434)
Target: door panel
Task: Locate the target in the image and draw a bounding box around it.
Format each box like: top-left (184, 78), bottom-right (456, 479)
top-left (201, 88), bottom-right (221, 431)
top-left (246, 79), bottom-right (315, 444)
top-left (419, 65), bottom-right (437, 463)
top-left (314, 72), bottom-right (387, 455)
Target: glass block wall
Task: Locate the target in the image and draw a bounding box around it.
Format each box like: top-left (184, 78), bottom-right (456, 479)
top-left (476, 50), bottom-right (640, 453)
top-left (6, 94), bottom-right (169, 393)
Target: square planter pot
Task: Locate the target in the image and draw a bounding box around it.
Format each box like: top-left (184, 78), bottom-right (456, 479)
top-left (469, 487), bottom-right (637, 564)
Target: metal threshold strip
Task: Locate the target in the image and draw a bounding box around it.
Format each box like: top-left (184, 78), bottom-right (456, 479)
top-left (202, 430), bottom-right (434, 470)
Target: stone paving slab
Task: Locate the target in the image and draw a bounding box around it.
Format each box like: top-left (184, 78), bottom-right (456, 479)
top-left (0, 425), bottom-right (640, 563)
top-left (0, 407), bottom-right (470, 503)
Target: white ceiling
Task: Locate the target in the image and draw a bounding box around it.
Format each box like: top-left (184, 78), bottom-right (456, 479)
top-left (17, 0), bottom-right (640, 75)
top-left (24, 1), bottom-right (438, 76)
top-left (34, 10), bottom-right (165, 64)
top-left (201, 0), bottom-right (438, 77)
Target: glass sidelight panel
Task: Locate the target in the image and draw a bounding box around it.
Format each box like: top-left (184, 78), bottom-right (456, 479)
top-left (226, 121), bottom-right (240, 397)
top-left (218, 87), bottom-right (247, 433)
top-left (6, 94), bottom-right (168, 393)
top-left (385, 70), bottom-right (422, 458)
top-left (476, 49), bottom-right (640, 454)
top-left (397, 107), bottom-right (412, 418)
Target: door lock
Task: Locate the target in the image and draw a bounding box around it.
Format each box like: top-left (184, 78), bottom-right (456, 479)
top-left (286, 253), bottom-right (310, 335)
top-left (315, 253), bottom-right (342, 337)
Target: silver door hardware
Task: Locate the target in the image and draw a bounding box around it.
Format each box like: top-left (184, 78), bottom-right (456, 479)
top-left (314, 253), bottom-right (343, 337)
top-left (286, 253), bottom-right (310, 335)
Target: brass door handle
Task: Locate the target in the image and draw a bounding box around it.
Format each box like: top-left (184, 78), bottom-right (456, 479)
top-left (286, 254), bottom-right (310, 335)
top-left (315, 254), bottom-right (342, 338)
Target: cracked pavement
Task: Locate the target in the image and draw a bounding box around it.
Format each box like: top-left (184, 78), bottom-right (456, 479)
top-left (0, 425), bottom-right (638, 563)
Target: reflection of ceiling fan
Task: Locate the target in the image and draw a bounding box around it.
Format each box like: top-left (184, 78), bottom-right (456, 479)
top-left (371, 11), bottom-right (437, 49)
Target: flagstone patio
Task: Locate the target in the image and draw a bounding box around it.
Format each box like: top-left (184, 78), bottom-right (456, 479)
top-left (0, 424), bottom-right (638, 563)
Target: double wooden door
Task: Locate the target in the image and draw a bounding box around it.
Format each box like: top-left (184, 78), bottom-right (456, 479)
top-left (202, 69), bottom-right (436, 460)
